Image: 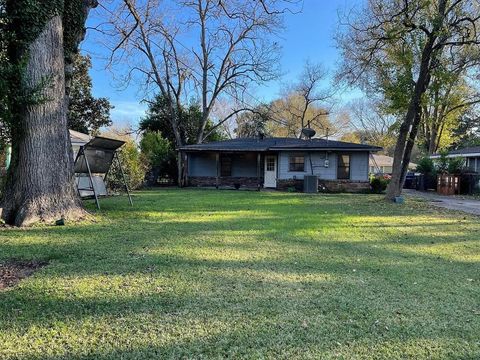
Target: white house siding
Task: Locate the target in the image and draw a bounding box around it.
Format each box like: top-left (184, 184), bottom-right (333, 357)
top-left (278, 151), bottom-right (369, 181)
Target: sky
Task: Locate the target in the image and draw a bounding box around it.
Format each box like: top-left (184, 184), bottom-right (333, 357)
top-left (81, 0), bottom-right (361, 128)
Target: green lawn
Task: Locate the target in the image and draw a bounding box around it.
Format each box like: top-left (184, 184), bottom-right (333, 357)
top-left (0, 189), bottom-right (479, 359)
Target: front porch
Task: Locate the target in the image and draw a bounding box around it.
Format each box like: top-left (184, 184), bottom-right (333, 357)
top-left (185, 151), bottom-right (270, 189)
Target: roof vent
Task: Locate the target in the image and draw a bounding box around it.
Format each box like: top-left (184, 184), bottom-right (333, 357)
top-left (301, 127), bottom-right (316, 139)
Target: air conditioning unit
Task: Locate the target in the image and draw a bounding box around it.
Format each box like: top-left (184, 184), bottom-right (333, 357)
top-left (304, 175), bottom-right (318, 193)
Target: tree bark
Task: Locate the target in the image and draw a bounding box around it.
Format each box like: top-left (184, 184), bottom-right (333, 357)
top-left (385, 42), bottom-right (434, 200)
top-left (1, 15), bottom-right (84, 226)
top-left (385, 0), bottom-right (447, 200)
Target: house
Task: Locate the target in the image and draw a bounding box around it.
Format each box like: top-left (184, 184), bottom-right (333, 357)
top-left (369, 154), bottom-right (417, 174)
top-left (430, 146), bottom-right (480, 173)
top-left (1, 130), bottom-right (90, 174)
top-left (178, 137), bottom-right (382, 192)
top-left (69, 129), bottom-right (92, 158)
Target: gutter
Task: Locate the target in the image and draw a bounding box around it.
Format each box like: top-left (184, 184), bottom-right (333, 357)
top-left (430, 153), bottom-right (480, 159)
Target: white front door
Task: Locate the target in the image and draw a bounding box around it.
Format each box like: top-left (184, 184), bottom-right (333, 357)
top-left (264, 155), bottom-right (277, 188)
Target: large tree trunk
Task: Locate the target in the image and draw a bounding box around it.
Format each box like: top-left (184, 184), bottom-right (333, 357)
top-left (1, 15), bottom-right (84, 226)
top-left (385, 1), bottom-right (448, 200)
top-left (385, 46), bottom-right (434, 200)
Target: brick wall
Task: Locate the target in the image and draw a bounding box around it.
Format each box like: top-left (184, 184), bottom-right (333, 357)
top-left (188, 176), bottom-right (262, 189)
top-left (319, 180), bottom-right (370, 193)
top-left (277, 179), bottom-right (370, 193)
top-left (189, 176), bottom-right (370, 192)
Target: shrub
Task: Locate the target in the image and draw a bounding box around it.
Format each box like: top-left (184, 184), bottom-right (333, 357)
top-left (370, 176), bottom-right (389, 193)
top-left (447, 157), bottom-right (465, 174)
top-left (436, 150), bottom-right (449, 174)
top-left (416, 157), bottom-right (435, 174)
top-left (140, 131), bottom-right (177, 185)
top-left (140, 131), bottom-right (172, 167)
top-left (107, 141), bottom-right (147, 191)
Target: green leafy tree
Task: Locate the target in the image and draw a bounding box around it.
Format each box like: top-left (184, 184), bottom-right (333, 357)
top-left (140, 131), bottom-right (176, 183)
top-left (107, 141), bottom-right (146, 191)
top-left (68, 53), bottom-right (113, 134)
top-left (416, 157), bottom-right (436, 175)
top-left (140, 95), bottom-right (225, 145)
top-left (338, 0), bottom-right (480, 200)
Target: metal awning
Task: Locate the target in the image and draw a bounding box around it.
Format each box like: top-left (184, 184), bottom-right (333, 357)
top-left (74, 136), bottom-right (133, 209)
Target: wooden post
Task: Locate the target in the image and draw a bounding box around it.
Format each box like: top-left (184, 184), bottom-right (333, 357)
top-left (184, 152), bottom-right (188, 186)
top-left (216, 152), bottom-right (220, 189)
top-left (115, 151), bottom-right (133, 206)
top-left (82, 147), bottom-right (100, 210)
top-left (257, 152), bottom-right (261, 190)
top-left (177, 151), bottom-right (183, 187)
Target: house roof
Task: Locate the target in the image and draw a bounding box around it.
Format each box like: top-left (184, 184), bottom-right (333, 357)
top-left (69, 129), bottom-right (92, 146)
top-left (431, 146), bottom-right (480, 158)
top-left (369, 154), bottom-right (417, 168)
top-left (179, 137), bottom-right (382, 152)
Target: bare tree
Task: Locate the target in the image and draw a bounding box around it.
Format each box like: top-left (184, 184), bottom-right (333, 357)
top-left (102, 0), bottom-right (296, 143)
top-left (266, 61), bottom-right (334, 138)
top-left (105, 0), bottom-right (190, 148)
top-left (183, 0), bottom-right (288, 143)
top-left (345, 98), bottom-right (397, 154)
top-left (337, 0), bottom-right (480, 200)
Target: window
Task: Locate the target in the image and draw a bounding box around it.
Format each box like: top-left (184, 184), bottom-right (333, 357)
top-left (468, 158), bottom-right (476, 172)
top-left (266, 157), bottom-right (275, 171)
top-left (220, 156), bottom-right (232, 177)
top-left (337, 154), bottom-right (350, 179)
top-left (289, 155), bottom-right (305, 172)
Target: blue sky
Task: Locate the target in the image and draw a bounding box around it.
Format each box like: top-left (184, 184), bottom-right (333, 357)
top-left (81, 0), bottom-right (360, 128)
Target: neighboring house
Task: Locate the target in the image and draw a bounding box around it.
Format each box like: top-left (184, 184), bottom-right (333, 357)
top-left (369, 154), bottom-right (417, 174)
top-left (69, 129), bottom-right (92, 158)
top-left (179, 137), bottom-right (381, 192)
top-left (430, 146), bottom-right (480, 173)
top-left (1, 130), bottom-right (90, 177)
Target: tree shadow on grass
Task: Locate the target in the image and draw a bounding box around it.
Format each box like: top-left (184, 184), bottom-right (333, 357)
top-left (0, 189), bottom-right (478, 358)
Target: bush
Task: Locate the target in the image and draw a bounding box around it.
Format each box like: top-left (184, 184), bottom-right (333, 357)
top-left (140, 131), bottom-right (172, 168)
top-left (107, 141), bottom-right (147, 191)
top-left (370, 176), bottom-right (389, 193)
top-left (140, 131), bottom-right (177, 185)
top-left (416, 157), bottom-right (436, 174)
top-left (447, 157), bottom-right (465, 174)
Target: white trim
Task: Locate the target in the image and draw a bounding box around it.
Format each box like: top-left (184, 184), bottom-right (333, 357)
top-left (430, 153), bottom-right (480, 159)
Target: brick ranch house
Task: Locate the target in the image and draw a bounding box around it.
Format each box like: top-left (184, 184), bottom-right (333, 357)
top-left (178, 137), bottom-right (382, 192)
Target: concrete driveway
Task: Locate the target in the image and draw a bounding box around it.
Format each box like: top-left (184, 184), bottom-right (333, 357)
top-left (404, 189), bottom-right (480, 215)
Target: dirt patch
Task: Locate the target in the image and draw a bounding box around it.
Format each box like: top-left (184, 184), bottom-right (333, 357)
top-left (0, 260), bottom-right (47, 290)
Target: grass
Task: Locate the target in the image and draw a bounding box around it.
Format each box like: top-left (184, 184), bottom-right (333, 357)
top-left (0, 188), bottom-right (479, 359)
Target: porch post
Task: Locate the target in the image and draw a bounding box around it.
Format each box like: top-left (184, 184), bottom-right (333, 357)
top-left (184, 152), bottom-right (188, 186)
top-left (177, 151), bottom-right (182, 187)
top-left (216, 152), bottom-right (220, 189)
top-left (257, 152), bottom-right (261, 190)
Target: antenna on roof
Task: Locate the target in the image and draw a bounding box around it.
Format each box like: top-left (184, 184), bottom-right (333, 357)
top-left (301, 121), bottom-right (316, 140)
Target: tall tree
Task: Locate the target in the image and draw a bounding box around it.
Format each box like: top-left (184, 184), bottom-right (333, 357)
top-left (184, 0), bottom-right (285, 143)
top-left (338, 0), bottom-right (480, 200)
top-left (104, 0), bottom-right (294, 144)
top-left (1, 0), bottom-right (97, 226)
top-left (344, 98), bottom-right (397, 155)
top-left (68, 53), bottom-right (113, 134)
top-left (419, 63), bottom-right (480, 154)
top-left (139, 94), bottom-right (224, 145)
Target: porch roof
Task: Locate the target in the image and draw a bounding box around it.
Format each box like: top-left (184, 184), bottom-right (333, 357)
top-left (179, 137), bottom-right (382, 153)
top-left (431, 146), bottom-right (480, 159)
